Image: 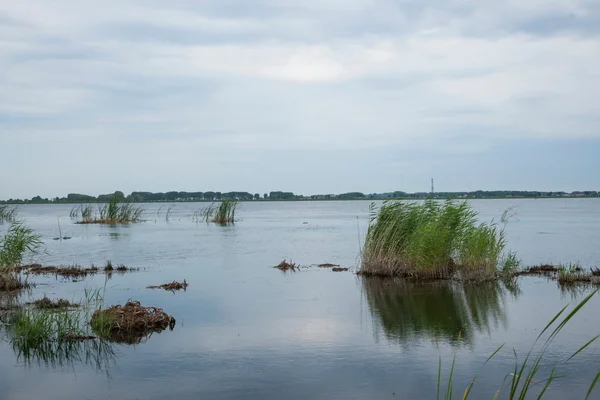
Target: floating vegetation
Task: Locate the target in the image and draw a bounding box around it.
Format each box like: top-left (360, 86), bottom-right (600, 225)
top-left (558, 264), bottom-right (600, 285)
top-left (70, 196), bottom-right (144, 224)
top-left (200, 200), bottom-right (238, 225)
top-left (29, 297), bottom-right (78, 310)
top-left (516, 264), bottom-right (561, 276)
top-left (273, 259), bottom-right (296, 272)
top-left (0, 205), bottom-right (18, 223)
top-left (360, 200), bottom-right (513, 280)
top-left (90, 301), bottom-right (176, 344)
top-left (513, 263), bottom-right (600, 287)
top-left (318, 263), bottom-right (340, 268)
top-left (147, 280), bottom-right (188, 291)
top-left (16, 263), bottom-right (138, 279)
top-left (331, 267), bottom-right (349, 272)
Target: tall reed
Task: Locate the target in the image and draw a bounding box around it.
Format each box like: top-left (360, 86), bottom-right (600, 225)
top-left (0, 221), bottom-right (44, 271)
top-left (201, 200), bottom-right (238, 224)
top-left (361, 200), bottom-right (512, 280)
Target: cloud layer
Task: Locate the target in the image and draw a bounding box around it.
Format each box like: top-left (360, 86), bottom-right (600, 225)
top-left (1, 0), bottom-right (599, 197)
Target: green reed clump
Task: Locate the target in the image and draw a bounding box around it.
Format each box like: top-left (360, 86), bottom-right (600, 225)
top-left (71, 196), bottom-right (144, 224)
top-left (438, 289), bottom-right (600, 400)
top-left (201, 200), bottom-right (238, 224)
top-left (0, 205), bottom-right (18, 224)
top-left (361, 200), bottom-right (512, 280)
top-left (8, 308), bottom-right (86, 346)
top-left (0, 221), bottom-right (44, 271)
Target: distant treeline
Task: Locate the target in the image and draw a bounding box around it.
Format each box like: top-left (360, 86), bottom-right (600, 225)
top-left (1, 189), bottom-right (599, 204)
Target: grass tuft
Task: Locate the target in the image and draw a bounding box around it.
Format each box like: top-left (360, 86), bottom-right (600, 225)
top-left (0, 221), bottom-right (44, 272)
top-left (360, 200), bottom-right (512, 280)
top-left (200, 200), bottom-right (238, 225)
top-left (71, 196), bottom-right (144, 224)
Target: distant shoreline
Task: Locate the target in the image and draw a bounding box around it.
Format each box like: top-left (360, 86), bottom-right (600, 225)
top-left (2, 196), bottom-right (599, 205)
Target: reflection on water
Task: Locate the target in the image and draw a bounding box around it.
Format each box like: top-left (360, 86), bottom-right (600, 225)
top-left (363, 278), bottom-right (520, 345)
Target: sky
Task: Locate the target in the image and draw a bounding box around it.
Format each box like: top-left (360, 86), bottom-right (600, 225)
top-left (1, 0), bottom-right (599, 199)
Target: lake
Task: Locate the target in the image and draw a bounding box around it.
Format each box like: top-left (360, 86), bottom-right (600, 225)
top-left (1, 199), bottom-right (600, 399)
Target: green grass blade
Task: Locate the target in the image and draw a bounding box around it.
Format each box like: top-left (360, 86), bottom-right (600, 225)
top-left (585, 370), bottom-right (600, 400)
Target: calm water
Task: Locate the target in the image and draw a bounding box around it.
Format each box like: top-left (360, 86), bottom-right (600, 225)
top-left (1, 199), bottom-right (600, 400)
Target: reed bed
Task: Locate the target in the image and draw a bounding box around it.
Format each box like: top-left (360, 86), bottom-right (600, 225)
top-left (70, 197), bottom-right (144, 224)
top-left (360, 200), bottom-right (513, 280)
top-left (200, 200), bottom-right (238, 224)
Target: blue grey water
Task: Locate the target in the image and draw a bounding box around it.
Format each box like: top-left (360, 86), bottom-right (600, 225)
top-left (1, 199), bottom-right (600, 399)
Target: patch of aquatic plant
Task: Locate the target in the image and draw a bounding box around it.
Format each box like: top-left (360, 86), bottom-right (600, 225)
top-left (0, 205), bottom-right (18, 224)
top-left (29, 296), bottom-right (78, 310)
top-left (437, 289), bottom-right (600, 399)
top-left (558, 263), bottom-right (600, 286)
top-left (360, 200), bottom-right (512, 280)
top-left (517, 264), bottom-right (561, 276)
top-left (331, 267), bottom-right (349, 272)
top-left (2, 308), bottom-right (116, 369)
top-left (147, 280), bottom-right (188, 291)
top-left (363, 278), bottom-right (513, 345)
top-left (71, 196), bottom-right (144, 224)
top-left (7, 307), bottom-right (89, 346)
top-left (0, 221), bottom-right (44, 271)
top-left (90, 301), bottom-right (176, 344)
top-left (318, 263), bottom-right (340, 268)
top-left (273, 259), bottom-right (296, 272)
top-left (17, 262), bottom-right (138, 279)
top-left (200, 200), bottom-right (238, 224)
top-left (0, 273), bottom-right (29, 292)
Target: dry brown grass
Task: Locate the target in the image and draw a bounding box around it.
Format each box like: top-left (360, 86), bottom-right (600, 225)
top-left (29, 296), bottom-right (78, 309)
top-left (90, 301), bottom-right (175, 344)
top-left (318, 263), bottom-right (340, 268)
top-left (0, 273), bottom-right (27, 292)
top-left (273, 259), bottom-right (296, 271)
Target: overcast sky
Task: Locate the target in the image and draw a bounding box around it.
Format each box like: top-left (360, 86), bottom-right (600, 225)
top-left (1, 0), bottom-right (599, 199)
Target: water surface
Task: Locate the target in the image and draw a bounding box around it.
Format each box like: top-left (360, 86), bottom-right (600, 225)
top-left (1, 199), bottom-right (600, 399)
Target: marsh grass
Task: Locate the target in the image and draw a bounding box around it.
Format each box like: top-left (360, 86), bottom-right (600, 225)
top-left (71, 196), bottom-right (144, 224)
top-left (200, 200), bottom-right (238, 224)
top-left (437, 289), bottom-right (600, 399)
top-left (360, 200), bottom-right (512, 280)
top-left (0, 221), bottom-right (44, 272)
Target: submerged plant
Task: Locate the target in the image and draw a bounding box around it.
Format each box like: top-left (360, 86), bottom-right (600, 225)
top-left (360, 200), bottom-right (513, 280)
